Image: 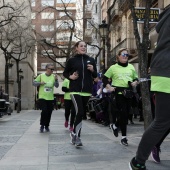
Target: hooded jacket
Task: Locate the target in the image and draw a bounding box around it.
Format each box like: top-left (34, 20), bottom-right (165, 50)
top-left (63, 54), bottom-right (97, 93)
top-left (151, 7), bottom-right (170, 78)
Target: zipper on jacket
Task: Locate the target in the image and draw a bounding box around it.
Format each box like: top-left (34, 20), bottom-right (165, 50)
top-left (81, 55), bottom-right (84, 92)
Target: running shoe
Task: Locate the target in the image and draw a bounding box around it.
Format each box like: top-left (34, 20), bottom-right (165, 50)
top-left (64, 121), bottom-right (68, 128)
top-left (40, 125), bottom-right (44, 133)
top-left (110, 124), bottom-right (118, 137)
top-left (75, 137), bottom-right (83, 147)
top-left (70, 132), bottom-right (76, 145)
top-left (45, 126), bottom-right (50, 132)
top-left (129, 157), bottom-right (146, 170)
top-left (69, 126), bottom-right (73, 132)
top-left (151, 146), bottom-right (161, 163)
top-left (120, 138), bottom-right (128, 146)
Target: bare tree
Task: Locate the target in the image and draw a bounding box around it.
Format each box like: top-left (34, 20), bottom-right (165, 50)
top-left (0, 0), bottom-right (35, 112)
top-left (34, 0), bottom-right (102, 69)
top-left (129, 0), bottom-right (153, 128)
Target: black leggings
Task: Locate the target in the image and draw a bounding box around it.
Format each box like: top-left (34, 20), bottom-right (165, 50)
top-left (136, 92), bottom-right (170, 164)
top-left (70, 94), bottom-right (89, 137)
top-left (115, 94), bottom-right (131, 136)
top-left (64, 99), bottom-right (75, 127)
top-left (39, 99), bottom-right (53, 127)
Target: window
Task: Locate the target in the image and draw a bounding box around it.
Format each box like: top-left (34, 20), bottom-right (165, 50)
top-left (31, 0), bottom-right (35, 6)
top-left (41, 12), bottom-right (54, 19)
top-left (59, 12), bottom-right (72, 18)
top-left (46, 38), bottom-right (55, 43)
top-left (41, 50), bottom-right (54, 56)
top-left (42, 0), bottom-right (54, 6)
top-left (86, 19), bottom-right (92, 29)
top-left (95, 4), bottom-right (98, 13)
top-left (41, 25), bottom-right (54, 31)
top-left (31, 13), bottom-right (36, 19)
top-left (86, 0), bottom-right (91, 4)
top-left (31, 25), bottom-right (35, 29)
top-left (56, 20), bottom-right (73, 29)
top-left (59, 12), bottom-right (66, 17)
top-left (56, 32), bottom-right (70, 41)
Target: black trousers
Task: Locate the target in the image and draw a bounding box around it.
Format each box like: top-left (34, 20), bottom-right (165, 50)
top-left (115, 94), bottom-right (131, 136)
top-left (70, 94), bottom-right (89, 137)
top-left (39, 99), bottom-right (53, 127)
top-left (64, 99), bottom-right (75, 127)
top-left (136, 92), bottom-right (170, 164)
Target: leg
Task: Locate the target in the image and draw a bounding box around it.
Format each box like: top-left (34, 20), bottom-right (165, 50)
top-left (46, 100), bottom-right (53, 127)
top-left (64, 100), bottom-right (72, 128)
top-left (70, 94), bottom-right (84, 137)
top-left (136, 92), bottom-right (170, 164)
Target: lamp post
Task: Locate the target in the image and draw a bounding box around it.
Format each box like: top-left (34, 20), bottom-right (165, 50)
top-left (99, 20), bottom-right (108, 73)
top-left (17, 69), bottom-right (24, 113)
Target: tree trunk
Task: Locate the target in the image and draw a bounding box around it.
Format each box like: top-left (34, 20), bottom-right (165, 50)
top-left (129, 0), bottom-right (152, 129)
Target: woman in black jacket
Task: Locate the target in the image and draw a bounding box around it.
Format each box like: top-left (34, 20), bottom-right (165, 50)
top-left (63, 41), bottom-right (97, 147)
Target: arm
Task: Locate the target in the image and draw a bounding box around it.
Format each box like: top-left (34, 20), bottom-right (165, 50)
top-left (33, 74), bottom-right (45, 87)
top-left (54, 80), bottom-right (59, 88)
top-left (87, 58), bottom-right (97, 78)
top-left (62, 87), bottom-right (69, 92)
top-left (63, 59), bottom-right (71, 79)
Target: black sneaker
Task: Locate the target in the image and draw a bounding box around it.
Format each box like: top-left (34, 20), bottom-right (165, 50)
top-left (45, 126), bottom-right (50, 132)
top-left (110, 124), bottom-right (118, 137)
top-left (40, 125), bottom-right (44, 133)
top-left (129, 157), bottom-right (146, 170)
top-left (120, 138), bottom-right (128, 146)
top-left (75, 137), bottom-right (83, 147)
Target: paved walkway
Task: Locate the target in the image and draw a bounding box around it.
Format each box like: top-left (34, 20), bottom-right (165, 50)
top-left (0, 109), bottom-right (169, 170)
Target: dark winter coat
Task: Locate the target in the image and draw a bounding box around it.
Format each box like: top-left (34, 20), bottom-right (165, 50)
top-left (63, 54), bottom-right (97, 93)
top-left (151, 7), bottom-right (170, 78)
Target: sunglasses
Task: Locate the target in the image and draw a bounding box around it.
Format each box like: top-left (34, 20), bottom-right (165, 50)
top-left (121, 53), bottom-right (129, 57)
top-left (47, 68), bottom-right (54, 71)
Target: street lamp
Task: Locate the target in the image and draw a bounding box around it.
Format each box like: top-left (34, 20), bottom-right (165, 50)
top-left (17, 69), bottom-right (24, 113)
top-left (99, 20), bottom-right (108, 73)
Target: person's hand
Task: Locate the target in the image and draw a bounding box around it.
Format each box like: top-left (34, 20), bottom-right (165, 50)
top-left (131, 81), bottom-right (138, 87)
top-left (69, 71), bottom-right (79, 80)
top-left (87, 64), bottom-right (94, 72)
top-left (106, 84), bottom-right (115, 92)
top-left (55, 74), bottom-right (58, 81)
top-left (41, 81), bottom-right (46, 85)
top-left (109, 86), bottom-right (116, 92)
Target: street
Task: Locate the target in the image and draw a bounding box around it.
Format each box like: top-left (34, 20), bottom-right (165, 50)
top-left (0, 110), bottom-right (169, 170)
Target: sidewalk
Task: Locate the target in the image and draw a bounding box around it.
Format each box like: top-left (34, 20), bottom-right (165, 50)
top-left (0, 109), bottom-right (169, 170)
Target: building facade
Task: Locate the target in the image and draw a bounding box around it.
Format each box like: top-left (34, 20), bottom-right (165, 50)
top-left (0, 0), bottom-right (36, 110)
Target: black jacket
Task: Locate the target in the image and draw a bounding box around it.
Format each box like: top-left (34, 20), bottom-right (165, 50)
top-left (63, 54), bottom-right (97, 93)
top-left (151, 7), bottom-right (170, 78)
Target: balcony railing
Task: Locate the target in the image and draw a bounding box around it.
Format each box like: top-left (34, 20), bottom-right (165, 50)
top-left (110, 9), bottom-right (119, 21)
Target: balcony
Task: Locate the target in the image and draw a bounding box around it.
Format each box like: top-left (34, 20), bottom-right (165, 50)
top-left (84, 4), bottom-right (92, 19)
top-left (118, 0), bottom-right (128, 11)
top-left (110, 9), bottom-right (119, 21)
top-left (84, 11), bottom-right (92, 19)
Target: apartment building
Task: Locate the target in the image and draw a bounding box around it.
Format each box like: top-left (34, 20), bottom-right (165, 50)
top-left (98, 0), bottom-right (170, 71)
top-left (31, 0), bottom-right (82, 102)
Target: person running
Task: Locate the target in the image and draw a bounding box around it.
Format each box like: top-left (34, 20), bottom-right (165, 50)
top-left (129, 7), bottom-right (170, 170)
top-left (63, 41), bottom-right (97, 147)
top-left (102, 48), bottom-right (138, 146)
top-left (62, 78), bottom-right (75, 132)
top-left (33, 64), bottom-right (59, 133)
